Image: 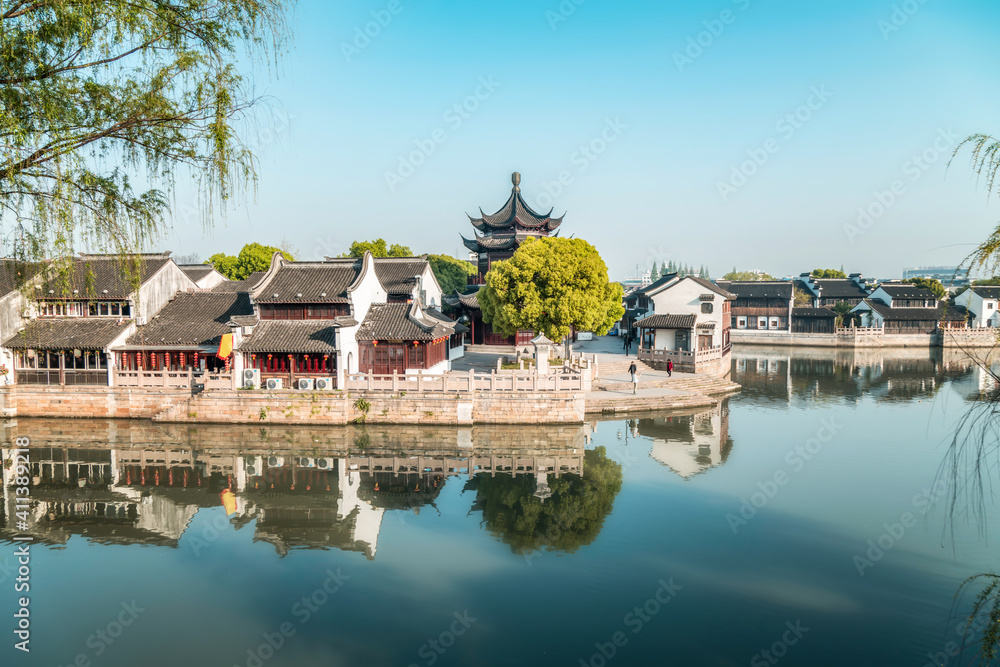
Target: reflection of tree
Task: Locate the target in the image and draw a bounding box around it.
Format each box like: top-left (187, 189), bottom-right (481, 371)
top-left (469, 447), bottom-right (622, 554)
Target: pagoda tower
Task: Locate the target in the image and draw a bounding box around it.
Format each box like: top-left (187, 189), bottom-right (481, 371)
top-left (462, 172), bottom-right (564, 285)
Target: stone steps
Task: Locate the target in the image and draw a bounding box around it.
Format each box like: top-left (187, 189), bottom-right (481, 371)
top-left (585, 393), bottom-right (721, 415)
top-left (594, 377), bottom-right (740, 395)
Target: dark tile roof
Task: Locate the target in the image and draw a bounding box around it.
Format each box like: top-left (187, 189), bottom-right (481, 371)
top-left (635, 314), bottom-right (697, 329)
top-left (38, 254), bottom-right (172, 300)
top-left (813, 280), bottom-right (868, 299)
top-left (212, 271), bottom-right (266, 293)
top-left (324, 257), bottom-right (430, 297)
top-left (253, 264), bottom-right (360, 304)
top-left (239, 321), bottom-right (342, 354)
top-left (3, 318), bottom-right (132, 350)
top-left (792, 307), bottom-right (837, 318)
top-left (0, 260), bottom-right (46, 297)
top-left (687, 276), bottom-right (736, 300)
top-left (178, 265), bottom-right (217, 282)
top-left (125, 292), bottom-right (253, 347)
top-left (444, 291), bottom-right (480, 310)
top-left (467, 177), bottom-right (564, 233)
top-left (715, 281), bottom-right (793, 299)
top-left (425, 307), bottom-right (468, 334)
top-left (877, 284), bottom-right (935, 300)
top-left (637, 273), bottom-right (678, 295)
top-left (866, 301), bottom-right (965, 322)
top-left (357, 303), bottom-right (454, 341)
top-left (970, 286), bottom-right (1000, 299)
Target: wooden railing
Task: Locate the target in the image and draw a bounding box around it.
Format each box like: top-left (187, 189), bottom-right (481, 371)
top-left (113, 369), bottom-right (233, 389)
top-left (344, 369), bottom-right (584, 392)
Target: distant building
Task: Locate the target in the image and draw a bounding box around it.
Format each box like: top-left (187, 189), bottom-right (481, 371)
top-left (715, 281), bottom-right (794, 332)
top-left (953, 286), bottom-right (1000, 327)
top-left (902, 266), bottom-right (969, 287)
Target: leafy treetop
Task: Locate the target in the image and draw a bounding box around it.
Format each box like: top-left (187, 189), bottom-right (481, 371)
top-left (478, 237), bottom-right (624, 341)
top-left (811, 269), bottom-right (847, 279)
top-left (342, 239), bottom-right (412, 258)
top-left (427, 254), bottom-right (475, 297)
top-left (722, 269), bottom-right (776, 281)
top-left (208, 242), bottom-right (292, 281)
top-left (905, 277), bottom-right (948, 301)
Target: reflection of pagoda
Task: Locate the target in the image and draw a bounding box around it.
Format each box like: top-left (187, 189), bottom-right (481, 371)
top-left (447, 173), bottom-right (565, 348)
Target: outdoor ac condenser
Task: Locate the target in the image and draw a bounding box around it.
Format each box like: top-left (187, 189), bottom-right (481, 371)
top-left (265, 378), bottom-right (283, 390)
top-left (243, 456), bottom-right (263, 477)
top-left (296, 457), bottom-right (316, 468)
top-left (314, 377), bottom-right (335, 390)
top-left (315, 458), bottom-right (334, 471)
top-left (243, 368), bottom-right (261, 389)
top-left (267, 456), bottom-right (285, 468)
top-left (297, 378), bottom-right (315, 391)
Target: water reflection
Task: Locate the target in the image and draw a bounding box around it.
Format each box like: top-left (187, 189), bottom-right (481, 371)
top-left (634, 401), bottom-right (733, 479)
top-left (0, 421), bottom-right (600, 558)
top-left (732, 346), bottom-right (998, 404)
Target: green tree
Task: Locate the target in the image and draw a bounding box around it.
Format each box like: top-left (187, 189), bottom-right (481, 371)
top-left (906, 277), bottom-right (947, 301)
top-left (650, 263), bottom-right (660, 281)
top-left (811, 269), bottom-right (848, 279)
top-left (794, 287), bottom-right (814, 307)
top-left (208, 242), bottom-right (292, 280)
top-left (0, 1), bottom-right (291, 261)
top-left (427, 254), bottom-right (475, 297)
top-left (722, 269), bottom-right (776, 281)
top-left (343, 239), bottom-right (412, 258)
top-left (469, 447), bottom-right (623, 554)
top-left (478, 237), bottom-right (624, 340)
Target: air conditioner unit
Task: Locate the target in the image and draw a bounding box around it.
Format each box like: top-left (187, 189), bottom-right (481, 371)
top-left (315, 377), bottom-right (335, 391)
top-left (297, 378), bottom-right (315, 391)
top-left (243, 456), bottom-right (263, 477)
top-left (315, 458), bottom-right (334, 471)
top-left (242, 368), bottom-right (261, 389)
top-left (296, 457), bottom-right (316, 468)
top-left (267, 456), bottom-right (285, 468)
top-left (265, 378), bottom-right (283, 390)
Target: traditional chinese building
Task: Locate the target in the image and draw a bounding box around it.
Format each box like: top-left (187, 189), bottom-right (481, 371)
top-left (3, 253), bottom-right (195, 385)
top-left (449, 172), bottom-right (563, 349)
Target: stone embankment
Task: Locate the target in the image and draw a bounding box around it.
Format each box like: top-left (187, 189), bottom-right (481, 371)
top-left (0, 361), bottom-right (741, 425)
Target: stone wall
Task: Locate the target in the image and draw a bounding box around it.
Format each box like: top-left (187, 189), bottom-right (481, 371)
top-left (0, 385), bottom-right (191, 419)
top-left (0, 386), bottom-right (586, 425)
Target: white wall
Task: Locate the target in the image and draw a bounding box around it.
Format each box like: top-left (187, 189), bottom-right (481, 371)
top-left (136, 261), bottom-right (197, 324)
top-left (339, 252), bottom-right (387, 387)
top-left (648, 278), bottom-right (728, 349)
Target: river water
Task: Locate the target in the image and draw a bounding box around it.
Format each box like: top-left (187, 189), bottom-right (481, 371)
top-left (1, 346), bottom-right (999, 666)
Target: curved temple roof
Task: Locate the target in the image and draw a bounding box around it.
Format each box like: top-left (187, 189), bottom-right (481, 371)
top-left (467, 173), bottom-right (564, 233)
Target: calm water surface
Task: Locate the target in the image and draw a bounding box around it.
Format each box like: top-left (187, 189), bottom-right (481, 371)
top-left (2, 346), bottom-right (999, 666)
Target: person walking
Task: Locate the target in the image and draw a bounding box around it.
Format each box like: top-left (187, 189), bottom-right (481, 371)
top-left (623, 334), bottom-right (630, 356)
top-left (628, 361), bottom-right (639, 394)
top-left (666, 359), bottom-right (673, 378)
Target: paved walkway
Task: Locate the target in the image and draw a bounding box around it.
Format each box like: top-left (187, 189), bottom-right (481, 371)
top-left (448, 335), bottom-right (740, 414)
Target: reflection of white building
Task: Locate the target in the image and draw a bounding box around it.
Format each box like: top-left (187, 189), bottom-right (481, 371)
top-left (640, 402), bottom-right (732, 479)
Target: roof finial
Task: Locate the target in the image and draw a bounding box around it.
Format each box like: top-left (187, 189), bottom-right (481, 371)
top-left (512, 172), bottom-right (521, 192)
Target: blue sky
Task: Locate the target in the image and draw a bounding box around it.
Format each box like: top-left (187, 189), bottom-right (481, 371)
top-left (165, 0), bottom-right (1000, 280)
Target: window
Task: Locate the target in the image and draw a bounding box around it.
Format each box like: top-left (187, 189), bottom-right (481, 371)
top-left (99, 303), bottom-right (109, 316)
top-left (769, 317), bottom-right (780, 330)
top-left (701, 302), bottom-right (713, 314)
top-left (89, 303), bottom-right (98, 316)
top-left (737, 317), bottom-right (747, 329)
top-left (757, 317), bottom-right (767, 329)
top-left (110, 303), bottom-right (121, 316)
top-left (989, 303), bottom-right (995, 310)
